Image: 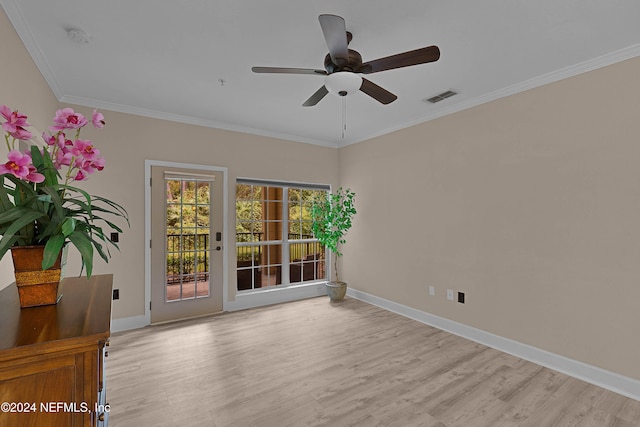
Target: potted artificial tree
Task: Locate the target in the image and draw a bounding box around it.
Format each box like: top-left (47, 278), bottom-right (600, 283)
top-left (311, 187), bottom-right (356, 302)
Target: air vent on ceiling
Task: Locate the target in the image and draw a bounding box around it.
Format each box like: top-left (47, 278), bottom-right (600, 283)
top-left (424, 90), bottom-right (458, 104)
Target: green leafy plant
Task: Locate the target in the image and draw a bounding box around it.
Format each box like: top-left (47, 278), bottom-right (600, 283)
top-left (311, 187), bottom-right (356, 283)
top-left (0, 105), bottom-right (129, 277)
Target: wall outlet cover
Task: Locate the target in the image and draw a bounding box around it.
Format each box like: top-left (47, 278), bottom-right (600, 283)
top-left (447, 289), bottom-right (454, 300)
top-left (429, 286), bottom-right (435, 296)
top-left (458, 292), bottom-right (465, 304)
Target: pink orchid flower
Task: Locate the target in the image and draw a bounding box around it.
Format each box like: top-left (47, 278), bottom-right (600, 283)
top-left (43, 132), bottom-right (58, 146)
top-left (43, 132), bottom-right (68, 149)
top-left (71, 155), bottom-right (105, 181)
top-left (73, 169), bottom-right (87, 181)
top-left (55, 148), bottom-right (73, 168)
top-left (49, 107), bottom-right (88, 131)
top-left (0, 105), bottom-right (32, 140)
top-left (92, 109), bottom-right (105, 129)
top-left (25, 164), bottom-right (45, 183)
top-left (83, 156), bottom-right (105, 173)
top-left (71, 139), bottom-right (100, 160)
top-left (91, 156), bottom-right (105, 171)
top-left (2, 106), bottom-right (108, 184)
top-left (0, 150), bottom-right (43, 182)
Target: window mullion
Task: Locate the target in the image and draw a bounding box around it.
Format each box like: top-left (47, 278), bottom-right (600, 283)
top-left (281, 187), bottom-right (290, 285)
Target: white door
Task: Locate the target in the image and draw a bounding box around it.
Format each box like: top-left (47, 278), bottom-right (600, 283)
top-left (150, 166), bottom-right (224, 323)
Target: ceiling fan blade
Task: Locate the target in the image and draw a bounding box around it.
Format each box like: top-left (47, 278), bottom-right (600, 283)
top-left (359, 78), bottom-right (397, 105)
top-left (302, 85), bottom-right (329, 107)
top-left (358, 45), bottom-right (440, 74)
top-left (252, 67), bottom-right (327, 75)
top-left (318, 14), bottom-right (349, 66)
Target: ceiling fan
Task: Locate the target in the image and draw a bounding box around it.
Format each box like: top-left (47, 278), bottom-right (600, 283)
top-left (252, 14), bottom-right (440, 107)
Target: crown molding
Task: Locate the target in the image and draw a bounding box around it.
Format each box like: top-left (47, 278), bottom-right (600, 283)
top-left (60, 95), bottom-right (338, 148)
top-left (338, 43), bottom-right (640, 148)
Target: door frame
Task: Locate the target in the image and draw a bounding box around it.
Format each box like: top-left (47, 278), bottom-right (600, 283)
top-left (144, 160), bottom-right (228, 326)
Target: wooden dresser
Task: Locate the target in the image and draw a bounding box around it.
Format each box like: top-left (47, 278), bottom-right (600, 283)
top-left (0, 274), bottom-right (113, 427)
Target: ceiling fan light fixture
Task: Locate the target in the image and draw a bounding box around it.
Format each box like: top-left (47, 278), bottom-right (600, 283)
top-left (325, 72), bottom-right (362, 97)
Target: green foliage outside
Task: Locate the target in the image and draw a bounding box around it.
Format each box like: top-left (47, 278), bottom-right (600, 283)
top-left (165, 180), bottom-right (210, 277)
top-left (235, 184), bottom-right (324, 241)
top-left (166, 180), bottom-right (210, 233)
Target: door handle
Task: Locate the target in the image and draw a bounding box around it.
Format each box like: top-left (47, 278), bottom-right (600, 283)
top-left (215, 246), bottom-right (222, 251)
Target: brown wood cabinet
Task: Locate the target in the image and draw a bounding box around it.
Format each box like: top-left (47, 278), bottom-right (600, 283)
top-left (0, 274), bottom-right (113, 427)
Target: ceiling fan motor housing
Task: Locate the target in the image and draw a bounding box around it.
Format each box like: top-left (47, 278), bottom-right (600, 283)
top-left (324, 49), bottom-right (363, 73)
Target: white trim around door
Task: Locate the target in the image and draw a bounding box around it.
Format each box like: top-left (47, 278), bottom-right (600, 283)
top-left (144, 160), bottom-right (228, 327)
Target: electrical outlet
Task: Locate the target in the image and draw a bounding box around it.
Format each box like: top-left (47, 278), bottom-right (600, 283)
top-left (458, 292), bottom-right (465, 304)
top-left (110, 232), bottom-right (119, 243)
top-left (113, 289), bottom-right (119, 300)
top-left (447, 289), bottom-right (454, 300)
top-left (428, 286), bottom-right (435, 296)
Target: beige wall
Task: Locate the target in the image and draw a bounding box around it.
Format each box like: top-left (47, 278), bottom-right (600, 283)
top-left (339, 56), bottom-right (640, 381)
top-left (0, 9), bottom-right (59, 287)
top-left (0, 8), bottom-right (339, 318)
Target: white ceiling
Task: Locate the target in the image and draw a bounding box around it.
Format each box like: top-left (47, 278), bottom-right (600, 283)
top-left (2, 0), bottom-right (640, 147)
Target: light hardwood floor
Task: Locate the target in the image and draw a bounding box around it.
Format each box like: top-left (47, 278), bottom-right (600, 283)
top-left (107, 297), bottom-right (640, 426)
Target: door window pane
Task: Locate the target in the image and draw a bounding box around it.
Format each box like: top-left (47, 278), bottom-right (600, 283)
top-left (166, 179), bottom-right (211, 301)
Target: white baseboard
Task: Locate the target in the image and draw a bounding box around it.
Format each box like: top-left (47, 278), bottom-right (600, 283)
top-left (347, 288), bottom-right (640, 401)
top-left (111, 315), bottom-right (147, 333)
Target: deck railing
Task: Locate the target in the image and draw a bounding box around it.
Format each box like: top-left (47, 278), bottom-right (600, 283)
top-left (166, 233), bottom-right (209, 284)
top-left (165, 232), bottom-right (324, 283)
top-left (236, 233), bottom-right (319, 262)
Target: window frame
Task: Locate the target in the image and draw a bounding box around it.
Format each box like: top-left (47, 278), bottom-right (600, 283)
top-left (236, 178), bottom-right (330, 292)
top-left (164, 175), bottom-right (213, 302)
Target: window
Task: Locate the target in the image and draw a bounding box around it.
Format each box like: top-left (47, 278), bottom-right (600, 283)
top-left (165, 177), bottom-right (211, 301)
top-left (236, 180), bottom-right (328, 291)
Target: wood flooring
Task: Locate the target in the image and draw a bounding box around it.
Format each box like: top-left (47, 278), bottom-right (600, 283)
top-left (106, 297), bottom-right (640, 427)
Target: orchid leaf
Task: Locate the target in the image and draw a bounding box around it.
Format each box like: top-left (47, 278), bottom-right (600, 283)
top-left (0, 210), bottom-right (46, 259)
top-left (30, 147), bottom-right (59, 189)
top-left (92, 236), bottom-right (109, 263)
top-left (0, 180), bottom-right (13, 213)
top-left (61, 217), bottom-right (76, 237)
top-left (68, 229), bottom-right (94, 278)
top-left (42, 234), bottom-right (65, 270)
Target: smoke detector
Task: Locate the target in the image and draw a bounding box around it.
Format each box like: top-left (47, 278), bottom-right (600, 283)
top-left (65, 28), bottom-right (90, 45)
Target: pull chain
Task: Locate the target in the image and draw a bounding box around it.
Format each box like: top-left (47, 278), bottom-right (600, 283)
top-left (341, 96), bottom-right (347, 139)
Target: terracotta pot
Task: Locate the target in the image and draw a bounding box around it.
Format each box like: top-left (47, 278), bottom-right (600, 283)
top-left (11, 245), bottom-right (64, 308)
